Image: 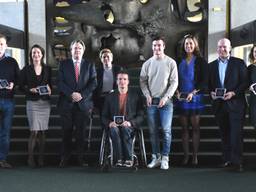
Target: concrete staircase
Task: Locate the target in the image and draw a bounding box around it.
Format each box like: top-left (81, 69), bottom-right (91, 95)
top-left (7, 67), bottom-right (256, 166)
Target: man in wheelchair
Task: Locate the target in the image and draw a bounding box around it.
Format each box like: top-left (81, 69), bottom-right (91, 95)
top-left (101, 70), bottom-right (144, 167)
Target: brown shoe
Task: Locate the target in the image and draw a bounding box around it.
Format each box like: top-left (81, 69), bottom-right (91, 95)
top-left (0, 160), bottom-right (13, 169)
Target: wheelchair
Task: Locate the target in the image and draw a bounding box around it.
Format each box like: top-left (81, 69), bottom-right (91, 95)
top-left (99, 126), bottom-right (147, 171)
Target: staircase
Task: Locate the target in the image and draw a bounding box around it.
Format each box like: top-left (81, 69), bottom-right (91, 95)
top-left (8, 67), bottom-right (256, 166)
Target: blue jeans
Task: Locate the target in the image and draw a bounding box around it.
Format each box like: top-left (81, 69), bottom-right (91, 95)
top-left (147, 102), bottom-right (173, 156)
top-left (110, 126), bottom-right (134, 161)
top-left (0, 99), bottom-right (15, 160)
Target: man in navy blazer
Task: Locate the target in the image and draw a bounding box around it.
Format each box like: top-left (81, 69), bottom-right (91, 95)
top-left (101, 70), bottom-right (144, 167)
top-left (57, 39), bottom-right (97, 167)
top-left (208, 38), bottom-right (248, 172)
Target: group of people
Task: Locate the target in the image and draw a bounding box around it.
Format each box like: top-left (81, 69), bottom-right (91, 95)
top-left (0, 32), bottom-right (256, 172)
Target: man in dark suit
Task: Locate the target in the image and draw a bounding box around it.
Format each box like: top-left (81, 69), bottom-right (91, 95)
top-left (57, 39), bottom-right (97, 167)
top-left (208, 38), bottom-right (248, 172)
top-left (94, 48), bottom-right (123, 115)
top-left (101, 70), bottom-right (144, 167)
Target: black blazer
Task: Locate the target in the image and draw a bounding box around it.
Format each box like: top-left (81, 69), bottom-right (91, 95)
top-left (208, 56), bottom-right (248, 114)
top-left (57, 58), bottom-right (97, 112)
top-left (101, 88), bottom-right (144, 129)
top-left (177, 56), bottom-right (208, 93)
top-left (93, 65), bottom-right (123, 108)
top-left (19, 64), bottom-right (52, 101)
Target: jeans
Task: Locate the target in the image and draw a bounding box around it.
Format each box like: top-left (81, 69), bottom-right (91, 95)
top-left (110, 126), bottom-right (134, 161)
top-left (147, 102), bottom-right (173, 156)
top-left (0, 99), bottom-right (15, 160)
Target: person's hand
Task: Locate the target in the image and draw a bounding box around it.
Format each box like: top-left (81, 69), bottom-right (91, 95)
top-left (224, 91), bottom-right (235, 100)
top-left (29, 87), bottom-right (38, 93)
top-left (71, 92), bottom-right (83, 102)
top-left (158, 97), bottom-right (168, 108)
top-left (47, 84), bottom-right (51, 95)
top-left (210, 91), bottom-right (217, 100)
top-left (186, 93), bottom-right (193, 102)
top-left (109, 121), bottom-right (117, 128)
top-left (121, 121), bottom-right (131, 127)
top-left (146, 95), bottom-right (152, 107)
top-left (6, 82), bottom-right (14, 90)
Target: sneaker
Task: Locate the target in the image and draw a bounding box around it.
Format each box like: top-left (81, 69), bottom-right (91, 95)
top-left (115, 160), bottom-right (123, 167)
top-left (147, 154), bottom-right (161, 168)
top-left (0, 160), bottom-right (12, 169)
top-left (124, 160), bottom-right (133, 168)
top-left (160, 155), bottom-right (169, 170)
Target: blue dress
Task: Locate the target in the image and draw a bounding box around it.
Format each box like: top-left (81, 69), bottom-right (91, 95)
top-left (176, 56), bottom-right (204, 115)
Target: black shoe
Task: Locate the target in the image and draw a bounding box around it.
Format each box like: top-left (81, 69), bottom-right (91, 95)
top-left (78, 157), bottom-right (87, 167)
top-left (220, 161), bottom-right (231, 168)
top-left (0, 160), bottom-right (13, 169)
top-left (59, 158), bottom-right (68, 168)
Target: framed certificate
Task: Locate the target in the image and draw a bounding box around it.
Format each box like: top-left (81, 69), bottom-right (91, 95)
top-left (179, 92), bottom-right (188, 101)
top-left (0, 79), bottom-right (9, 89)
top-left (151, 97), bottom-right (160, 106)
top-left (215, 88), bottom-right (226, 99)
top-left (37, 85), bottom-right (49, 95)
top-left (114, 116), bottom-right (125, 125)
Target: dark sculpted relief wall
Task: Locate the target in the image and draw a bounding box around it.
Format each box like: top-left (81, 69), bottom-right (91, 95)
top-left (47, 0), bottom-right (208, 66)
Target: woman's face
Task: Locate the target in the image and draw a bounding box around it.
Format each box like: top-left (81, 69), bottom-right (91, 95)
top-left (31, 47), bottom-right (43, 64)
top-left (184, 38), bottom-right (195, 54)
top-left (253, 47), bottom-right (256, 61)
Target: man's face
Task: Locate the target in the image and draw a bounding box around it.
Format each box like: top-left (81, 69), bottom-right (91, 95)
top-left (152, 39), bottom-right (165, 57)
top-left (71, 42), bottom-right (85, 61)
top-left (101, 52), bottom-right (113, 68)
top-left (0, 37), bottom-right (7, 58)
top-left (217, 39), bottom-right (231, 59)
top-left (117, 73), bottom-right (129, 91)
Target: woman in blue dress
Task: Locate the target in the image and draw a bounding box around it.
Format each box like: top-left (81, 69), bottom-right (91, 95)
top-left (176, 34), bottom-right (208, 166)
top-left (248, 45), bottom-right (256, 128)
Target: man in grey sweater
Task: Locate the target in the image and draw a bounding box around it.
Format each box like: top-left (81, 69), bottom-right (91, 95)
top-left (140, 36), bottom-right (178, 170)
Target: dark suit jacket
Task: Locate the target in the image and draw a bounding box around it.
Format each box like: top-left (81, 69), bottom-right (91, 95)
top-left (57, 58), bottom-right (97, 113)
top-left (177, 56), bottom-right (208, 94)
top-left (19, 64), bottom-right (52, 101)
top-left (93, 65), bottom-right (123, 109)
top-left (208, 56), bottom-right (248, 114)
top-left (101, 88), bottom-right (144, 129)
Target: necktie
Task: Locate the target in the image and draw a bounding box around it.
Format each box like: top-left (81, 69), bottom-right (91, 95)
top-left (74, 62), bottom-right (79, 82)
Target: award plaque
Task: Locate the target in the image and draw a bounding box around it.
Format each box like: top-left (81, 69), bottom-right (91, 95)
top-left (151, 97), bottom-right (160, 106)
top-left (37, 85), bottom-right (49, 95)
top-left (179, 92), bottom-right (188, 101)
top-left (251, 83), bottom-right (256, 95)
top-left (0, 79), bottom-right (9, 89)
top-left (215, 88), bottom-right (226, 99)
top-left (114, 116), bottom-right (125, 125)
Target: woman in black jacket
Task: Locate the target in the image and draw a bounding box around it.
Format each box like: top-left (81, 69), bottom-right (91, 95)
top-left (20, 44), bottom-right (52, 168)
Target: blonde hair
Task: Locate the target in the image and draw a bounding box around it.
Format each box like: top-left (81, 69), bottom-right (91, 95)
top-left (99, 48), bottom-right (113, 59)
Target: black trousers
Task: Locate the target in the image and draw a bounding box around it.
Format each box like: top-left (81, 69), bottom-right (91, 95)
top-left (215, 102), bottom-right (245, 165)
top-left (60, 104), bottom-right (89, 160)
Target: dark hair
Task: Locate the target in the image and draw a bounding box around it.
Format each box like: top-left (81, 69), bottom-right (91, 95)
top-left (29, 44), bottom-right (45, 65)
top-left (180, 34), bottom-right (201, 58)
top-left (0, 33), bottom-right (7, 42)
top-left (249, 44), bottom-right (256, 63)
top-left (152, 35), bottom-right (165, 43)
top-left (117, 69), bottom-right (129, 79)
